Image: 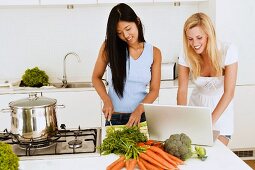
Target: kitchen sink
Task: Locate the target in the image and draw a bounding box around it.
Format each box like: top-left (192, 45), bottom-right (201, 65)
top-left (51, 82), bottom-right (94, 88)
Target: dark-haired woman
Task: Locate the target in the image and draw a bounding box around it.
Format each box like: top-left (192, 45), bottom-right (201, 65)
top-left (92, 3), bottom-right (161, 127)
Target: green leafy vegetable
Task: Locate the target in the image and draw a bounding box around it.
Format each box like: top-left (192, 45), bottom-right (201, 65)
top-left (0, 142), bottom-right (19, 170)
top-left (21, 67), bottom-right (49, 87)
top-left (99, 126), bottom-right (147, 159)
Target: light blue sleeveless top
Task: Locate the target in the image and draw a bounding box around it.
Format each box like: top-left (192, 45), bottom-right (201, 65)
top-left (108, 42), bottom-right (153, 113)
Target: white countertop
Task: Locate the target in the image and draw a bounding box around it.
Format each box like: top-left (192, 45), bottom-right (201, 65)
top-left (19, 140), bottom-right (251, 170)
top-left (0, 80), bottom-right (188, 95)
top-left (0, 86), bottom-right (96, 94)
top-left (2, 79), bottom-right (248, 95)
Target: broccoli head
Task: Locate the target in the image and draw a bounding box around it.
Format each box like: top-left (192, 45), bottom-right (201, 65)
top-left (164, 133), bottom-right (193, 161)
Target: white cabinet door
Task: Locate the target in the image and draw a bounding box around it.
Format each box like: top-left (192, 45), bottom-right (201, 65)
top-left (0, 93), bottom-right (30, 130)
top-left (97, 0), bottom-right (153, 3)
top-left (153, 0), bottom-right (207, 2)
top-left (158, 88), bottom-right (177, 105)
top-left (0, 0), bottom-right (39, 5)
top-left (228, 85), bottom-right (255, 150)
top-left (214, 0), bottom-right (255, 85)
top-left (158, 87), bottom-right (193, 105)
top-left (40, 0), bottom-right (96, 5)
top-left (43, 91), bottom-right (102, 129)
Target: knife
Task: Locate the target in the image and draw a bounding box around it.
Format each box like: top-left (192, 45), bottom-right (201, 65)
top-left (106, 119), bottom-right (112, 126)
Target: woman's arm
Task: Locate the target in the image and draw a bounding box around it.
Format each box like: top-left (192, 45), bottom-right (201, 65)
top-left (211, 62), bottom-right (238, 125)
top-left (92, 43), bottom-right (114, 121)
top-left (126, 46), bottom-right (162, 127)
top-left (177, 65), bottom-right (190, 105)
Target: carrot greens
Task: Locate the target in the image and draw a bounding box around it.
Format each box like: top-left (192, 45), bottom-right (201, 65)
top-left (99, 126), bottom-right (147, 159)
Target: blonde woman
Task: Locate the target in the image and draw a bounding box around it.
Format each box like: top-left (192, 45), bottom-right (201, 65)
top-left (177, 12), bottom-right (238, 145)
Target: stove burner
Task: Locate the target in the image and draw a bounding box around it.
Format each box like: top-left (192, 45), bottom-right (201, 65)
top-left (0, 133), bottom-right (10, 141)
top-left (68, 139), bottom-right (82, 149)
top-left (1, 126), bottom-right (101, 158)
top-left (13, 133), bottom-right (61, 150)
top-left (0, 129), bottom-right (12, 141)
top-left (18, 140), bottom-right (56, 150)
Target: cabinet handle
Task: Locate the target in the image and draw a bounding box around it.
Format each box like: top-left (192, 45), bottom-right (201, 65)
top-left (0, 108), bottom-right (12, 113)
top-left (56, 104), bottom-right (65, 109)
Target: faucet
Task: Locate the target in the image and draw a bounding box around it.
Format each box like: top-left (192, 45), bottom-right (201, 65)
top-left (62, 52), bottom-right (81, 87)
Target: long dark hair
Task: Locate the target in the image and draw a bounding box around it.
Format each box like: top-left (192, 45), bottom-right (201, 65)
top-left (105, 3), bottom-right (145, 98)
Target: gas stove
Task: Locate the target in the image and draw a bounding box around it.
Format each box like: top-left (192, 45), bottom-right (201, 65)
top-left (0, 125), bottom-right (101, 160)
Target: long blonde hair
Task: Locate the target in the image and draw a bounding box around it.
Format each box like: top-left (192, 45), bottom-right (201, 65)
top-left (183, 12), bottom-right (222, 79)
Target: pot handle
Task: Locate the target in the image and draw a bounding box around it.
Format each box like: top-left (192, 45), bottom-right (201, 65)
top-left (1, 108), bottom-right (12, 113)
top-left (56, 104), bottom-right (65, 109)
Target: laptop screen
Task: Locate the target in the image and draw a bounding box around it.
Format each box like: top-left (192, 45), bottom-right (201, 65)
top-left (143, 104), bottom-right (215, 146)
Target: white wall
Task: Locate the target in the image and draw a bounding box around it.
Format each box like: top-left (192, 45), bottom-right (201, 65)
top-left (0, 3), bottom-right (200, 83)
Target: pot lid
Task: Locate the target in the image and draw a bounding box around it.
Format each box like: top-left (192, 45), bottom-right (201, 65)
top-left (9, 93), bottom-right (56, 108)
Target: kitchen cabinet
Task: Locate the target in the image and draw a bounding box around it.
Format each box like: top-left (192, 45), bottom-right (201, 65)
top-left (213, 0), bottom-right (255, 85)
top-left (158, 88), bottom-right (177, 105)
top-left (40, 0), bottom-right (96, 5)
top-left (0, 0), bottom-right (39, 5)
top-left (0, 0), bottom-right (207, 6)
top-left (228, 85), bottom-right (255, 152)
top-left (97, 0), bottom-right (153, 3)
top-left (43, 90), bottom-right (102, 129)
top-left (211, 0), bottom-right (255, 155)
top-left (0, 93), bottom-right (33, 130)
top-left (158, 87), bottom-right (193, 105)
top-left (153, 0), bottom-right (207, 2)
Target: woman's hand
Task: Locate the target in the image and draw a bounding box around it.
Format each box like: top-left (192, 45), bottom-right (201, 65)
top-left (126, 111), bottom-right (141, 127)
top-left (126, 104), bottom-right (143, 127)
top-left (102, 99), bottom-right (114, 121)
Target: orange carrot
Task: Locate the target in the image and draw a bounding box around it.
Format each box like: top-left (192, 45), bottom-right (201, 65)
top-left (145, 149), bottom-right (176, 169)
top-left (137, 158), bottom-right (147, 170)
top-left (106, 156), bottom-right (125, 170)
top-left (166, 152), bottom-right (184, 165)
top-left (125, 159), bottom-right (130, 169)
top-left (139, 152), bottom-right (167, 169)
top-left (111, 158), bottom-right (125, 170)
top-left (137, 142), bottom-right (146, 147)
top-left (127, 159), bottom-right (137, 170)
top-left (149, 146), bottom-right (179, 166)
top-left (152, 142), bottom-right (163, 148)
top-left (139, 157), bottom-right (164, 170)
top-left (145, 139), bottom-right (155, 145)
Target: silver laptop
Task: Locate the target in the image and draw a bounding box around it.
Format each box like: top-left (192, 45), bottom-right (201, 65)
top-left (143, 104), bottom-right (219, 146)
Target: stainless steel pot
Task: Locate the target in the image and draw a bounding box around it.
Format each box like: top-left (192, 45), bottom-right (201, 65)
top-left (1, 93), bottom-right (64, 141)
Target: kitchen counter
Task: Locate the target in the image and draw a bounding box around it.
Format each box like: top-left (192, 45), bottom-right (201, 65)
top-left (0, 80), bottom-right (194, 95)
top-left (19, 140), bottom-right (251, 170)
top-left (0, 85), bottom-right (96, 94)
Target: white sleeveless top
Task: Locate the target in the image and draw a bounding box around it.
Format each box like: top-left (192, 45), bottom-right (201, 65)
top-left (178, 42), bottom-right (238, 135)
top-left (108, 42), bottom-right (153, 113)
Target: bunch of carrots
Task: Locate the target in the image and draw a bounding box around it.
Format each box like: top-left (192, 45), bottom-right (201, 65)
top-left (106, 143), bottom-right (184, 170)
